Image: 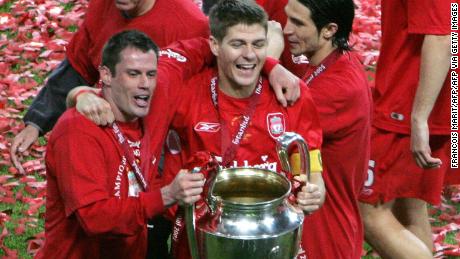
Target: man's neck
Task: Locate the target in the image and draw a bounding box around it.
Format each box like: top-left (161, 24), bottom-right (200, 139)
top-left (218, 78), bottom-right (257, 99)
top-left (103, 88), bottom-right (138, 123)
top-left (308, 44), bottom-right (338, 66)
top-left (216, 65), bottom-right (260, 98)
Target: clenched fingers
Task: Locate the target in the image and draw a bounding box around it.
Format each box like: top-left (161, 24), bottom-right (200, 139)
top-left (175, 171), bottom-right (205, 204)
top-left (296, 183), bottom-right (322, 213)
top-left (76, 94), bottom-right (112, 125)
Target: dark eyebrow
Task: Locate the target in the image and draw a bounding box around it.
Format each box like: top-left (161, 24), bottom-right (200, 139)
top-left (229, 39), bottom-right (245, 44)
top-left (253, 38), bottom-right (266, 43)
top-left (289, 17), bottom-right (305, 26)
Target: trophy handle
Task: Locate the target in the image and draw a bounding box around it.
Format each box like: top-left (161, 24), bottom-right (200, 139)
top-left (185, 165), bottom-right (221, 259)
top-left (205, 164), bottom-right (222, 214)
top-left (276, 132), bottom-right (311, 183)
top-left (186, 167), bottom-right (203, 259)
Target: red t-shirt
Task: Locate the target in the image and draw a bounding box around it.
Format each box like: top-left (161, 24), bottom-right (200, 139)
top-left (373, 0), bottom-right (451, 135)
top-left (257, 0), bottom-right (309, 77)
top-left (163, 68), bottom-right (323, 259)
top-left (301, 51), bottom-right (371, 259)
top-left (37, 109), bottom-right (164, 259)
top-left (66, 0), bottom-right (209, 85)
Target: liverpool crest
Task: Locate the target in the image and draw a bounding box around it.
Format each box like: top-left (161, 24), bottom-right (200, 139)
top-left (267, 113), bottom-right (285, 139)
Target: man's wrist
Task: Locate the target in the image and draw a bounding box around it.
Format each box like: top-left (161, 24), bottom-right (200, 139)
top-left (160, 185), bottom-right (176, 207)
top-left (411, 113), bottom-right (429, 125)
top-left (74, 89), bottom-right (96, 104)
top-left (25, 121), bottom-right (43, 134)
top-left (263, 57), bottom-right (280, 75)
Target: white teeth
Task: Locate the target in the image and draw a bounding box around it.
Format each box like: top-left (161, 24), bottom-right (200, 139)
top-left (237, 64), bottom-right (256, 70)
top-left (134, 95), bottom-right (150, 107)
top-left (135, 95), bottom-right (148, 100)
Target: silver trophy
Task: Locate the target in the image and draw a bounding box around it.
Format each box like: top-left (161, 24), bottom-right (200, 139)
top-left (186, 132), bottom-right (310, 259)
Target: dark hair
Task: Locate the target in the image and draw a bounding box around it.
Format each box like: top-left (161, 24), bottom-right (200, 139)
top-left (202, 0), bottom-right (218, 15)
top-left (298, 0), bottom-right (355, 51)
top-left (101, 30), bottom-right (159, 75)
top-left (208, 0), bottom-right (268, 42)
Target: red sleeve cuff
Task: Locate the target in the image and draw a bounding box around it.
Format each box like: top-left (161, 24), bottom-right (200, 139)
top-left (263, 57), bottom-right (280, 75)
top-left (140, 189), bottom-right (165, 219)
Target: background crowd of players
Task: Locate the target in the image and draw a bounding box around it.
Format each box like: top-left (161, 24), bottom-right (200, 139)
top-left (8, 0), bottom-right (457, 258)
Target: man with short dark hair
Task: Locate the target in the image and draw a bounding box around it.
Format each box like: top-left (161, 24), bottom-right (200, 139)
top-left (163, 1), bottom-right (325, 258)
top-left (283, 0), bottom-right (371, 258)
top-left (11, 0), bottom-right (209, 174)
top-left (36, 30), bottom-right (206, 259)
top-left (10, 2), bottom-right (208, 257)
top-left (202, 0), bottom-right (309, 77)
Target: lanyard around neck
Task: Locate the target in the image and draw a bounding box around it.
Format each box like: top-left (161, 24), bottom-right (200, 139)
top-left (210, 76), bottom-right (263, 166)
top-left (304, 49), bottom-right (342, 85)
top-left (111, 122), bottom-right (148, 191)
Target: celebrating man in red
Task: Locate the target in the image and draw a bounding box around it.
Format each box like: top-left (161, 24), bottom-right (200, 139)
top-left (283, 0), bottom-right (372, 258)
top-left (37, 30), bottom-right (206, 259)
top-left (11, 0), bottom-right (209, 173)
top-left (10, 2), bottom-right (206, 256)
top-left (162, 1), bottom-right (325, 258)
top-left (359, 1), bottom-right (454, 258)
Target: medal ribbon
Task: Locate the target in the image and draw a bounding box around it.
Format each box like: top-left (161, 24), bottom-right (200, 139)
top-left (111, 122), bottom-right (148, 191)
top-left (304, 49), bottom-right (342, 85)
top-left (210, 76), bottom-right (263, 166)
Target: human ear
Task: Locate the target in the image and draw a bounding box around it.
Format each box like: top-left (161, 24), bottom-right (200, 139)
top-left (321, 23), bottom-right (338, 40)
top-left (99, 66), bottom-right (112, 86)
top-left (209, 36), bottom-right (220, 57)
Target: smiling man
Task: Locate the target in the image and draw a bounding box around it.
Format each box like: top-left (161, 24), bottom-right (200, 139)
top-left (283, 0), bottom-right (372, 258)
top-left (161, 1), bottom-right (325, 258)
top-left (36, 31), bottom-right (206, 259)
top-left (11, 0), bottom-right (209, 175)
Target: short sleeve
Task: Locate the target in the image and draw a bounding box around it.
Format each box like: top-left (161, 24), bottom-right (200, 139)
top-left (407, 0), bottom-right (451, 35)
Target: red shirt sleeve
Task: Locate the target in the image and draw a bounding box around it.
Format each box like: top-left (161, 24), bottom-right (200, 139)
top-left (65, 0), bottom-right (104, 84)
top-left (75, 190), bottom-right (163, 237)
top-left (156, 37), bottom-right (215, 118)
top-left (158, 37), bottom-right (214, 87)
top-left (407, 0), bottom-right (451, 35)
top-left (162, 142), bottom-right (186, 220)
top-left (263, 57), bottom-right (280, 75)
top-left (263, 0), bottom-right (288, 26)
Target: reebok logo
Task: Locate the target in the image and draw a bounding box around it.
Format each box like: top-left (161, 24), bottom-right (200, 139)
top-left (194, 122), bottom-right (221, 132)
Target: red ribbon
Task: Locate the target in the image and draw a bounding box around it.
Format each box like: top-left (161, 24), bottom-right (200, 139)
top-left (303, 49), bottom-right (342, 85)
top-left (110, 122), bottom-right (148, 191)
top-left (209, 76), bottom-right (263, 166)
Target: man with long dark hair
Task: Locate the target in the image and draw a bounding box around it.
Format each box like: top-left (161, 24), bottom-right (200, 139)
top-left (283, 0), bottom-right (371, 258)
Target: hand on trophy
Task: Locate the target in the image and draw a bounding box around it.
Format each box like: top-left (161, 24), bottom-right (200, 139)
top-left (161, 169), bottom-right (205, 206)
top-left (294, 175), bottom-right (325, 214)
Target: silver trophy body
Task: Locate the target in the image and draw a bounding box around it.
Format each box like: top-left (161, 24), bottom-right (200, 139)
top-left (186, 132), bottom-right (310, 259)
